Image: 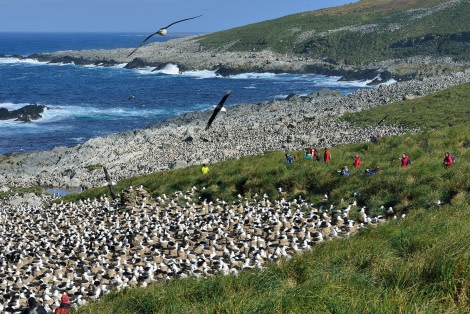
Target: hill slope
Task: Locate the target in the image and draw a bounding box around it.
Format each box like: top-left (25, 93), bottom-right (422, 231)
top-left (198, 0), bottom-right (470, 65)
top-left (71, 81), bottom-right (470, 313)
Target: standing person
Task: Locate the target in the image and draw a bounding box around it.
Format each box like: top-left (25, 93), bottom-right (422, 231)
top-left (55, 294), bottom-right (72, 314)
top-left (443, 152), bottom-right (453, 168)
top-left (201, 164), bottom-right (209, 174)
top-left (353, 154), bottom-right (361, 169)
top-left (324, 148), bottom-right (331, 163)
top-left (21, 297), bottom-right (47, 314)
top-left (310, 146), bottom-right (317, 158)
top-left (400, 153), bottom-right (410, 168)
top-left (285, 154), bottom-right (294, 164)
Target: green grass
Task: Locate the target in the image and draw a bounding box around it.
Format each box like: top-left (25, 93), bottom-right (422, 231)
top-left (63, 83), bottom-right (470, 216)
top-left (342, 82), bottom-right (470, 129)
top-left (63, 82), bottom-right (470, 313)
top-left (196, 0), bottom-right (470, 65)
top-left (0, 186), bottom-right (44, 199)
top-left (74, 206), bottom-right (470, 313)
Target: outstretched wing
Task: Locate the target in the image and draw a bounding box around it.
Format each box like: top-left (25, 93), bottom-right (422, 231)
top-left (127, 31), bottom-right (161, 57)
top-left (127, 15), bottom-right (202, 58)
top-left (162, 15), bottom-right (202, 30)
top-left (377, 114), bottom-right (389, 126)
top-left (205, 90), bottom-right (232, 130)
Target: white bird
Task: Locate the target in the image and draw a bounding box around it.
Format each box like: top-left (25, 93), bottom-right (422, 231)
top-left (127, 15), bottom-right (202, 57)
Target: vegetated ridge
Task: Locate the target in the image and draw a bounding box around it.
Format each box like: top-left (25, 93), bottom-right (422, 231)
top-left (26, 0), bottom-right (470, 81)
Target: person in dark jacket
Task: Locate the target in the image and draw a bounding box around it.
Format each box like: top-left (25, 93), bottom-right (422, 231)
top-left (55, 293), bottom-right (72, 313)
top-left (20, 297), bottom-right (47, 314)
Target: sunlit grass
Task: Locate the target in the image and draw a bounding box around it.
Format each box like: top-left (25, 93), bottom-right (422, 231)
top-left (66, 81), bottom-right (470, 313)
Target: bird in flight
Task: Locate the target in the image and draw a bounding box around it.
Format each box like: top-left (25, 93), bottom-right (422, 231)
top-left (205, 90), bottom-right (232, 130)
top-left (127, 15), bottom-right (202, 58)
top-left (377, 114), bottom-right (389, 126)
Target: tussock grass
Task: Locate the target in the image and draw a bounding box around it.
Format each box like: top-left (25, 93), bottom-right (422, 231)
top-left (342, 82), bottom-right (470, 129)
top-left (68, 82), bottom-right (470, 313)
top-left (75, 204), bottom-right (470, 313)
top-left (197, 0), bottom-right (470, 64)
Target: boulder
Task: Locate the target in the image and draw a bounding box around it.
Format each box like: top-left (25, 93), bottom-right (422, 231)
top-left (170, 160), bottom-right (188, 169)
top-left (0, 104), bottom-right (47, 121)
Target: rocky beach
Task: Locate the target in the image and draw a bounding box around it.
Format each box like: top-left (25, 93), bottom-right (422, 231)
top-left (1, 62), bottom-right (469, 190)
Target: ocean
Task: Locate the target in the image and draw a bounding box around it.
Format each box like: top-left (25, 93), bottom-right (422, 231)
top-left (0, 32), bottom-right (376, 155)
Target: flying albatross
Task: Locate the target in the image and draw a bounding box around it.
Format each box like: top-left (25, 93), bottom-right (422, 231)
top-left (127, 15), bottom-right (202, 58)
top-left (377, 114), bottom-right (389, 126)
top-left (205, 90), bottom-right (232, 130)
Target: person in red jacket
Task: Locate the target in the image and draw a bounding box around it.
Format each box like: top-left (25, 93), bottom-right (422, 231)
top-left (400, 153), bottom-right (410, 168)
top-left (324, 148), bottom-right (331, 163)
top-left (443, 152), bottom-right (453, 168)
top-left (55, 294), bottom-right (72, 314)
top-left (353, 154), bottom-right (361, 169)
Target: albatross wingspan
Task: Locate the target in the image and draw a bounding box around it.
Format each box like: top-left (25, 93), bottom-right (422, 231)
top-left (127, 15), bottom-right (202, 58)
top-left (205, 90), bottom-right (232, 130)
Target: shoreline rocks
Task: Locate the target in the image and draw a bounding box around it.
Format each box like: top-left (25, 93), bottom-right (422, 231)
top-left (1, 69), bottom-right (470, 190)
top-left (23, 35), bottom-right (470, 82)
top-left (0, 104), bottom-right (47, 122)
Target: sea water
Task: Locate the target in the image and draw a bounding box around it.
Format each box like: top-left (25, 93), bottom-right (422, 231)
top-left (0, 32), bottom-right (377, 155)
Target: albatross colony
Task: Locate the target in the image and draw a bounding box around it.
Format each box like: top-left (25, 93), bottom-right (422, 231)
top-left (0, 185), bottom-right (395, 312)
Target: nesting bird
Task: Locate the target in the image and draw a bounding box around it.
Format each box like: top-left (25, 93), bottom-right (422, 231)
top-left (0, 185), bottom-right (397, 309)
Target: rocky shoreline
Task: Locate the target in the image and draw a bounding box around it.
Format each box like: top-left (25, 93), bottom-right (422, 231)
top-left (2, 37), bottom-right (470, 312)
top-left (1, 69), bottom-right (470, 191)
top-left (25, 35), bottom-right (470, 82)
top-left (0, 104), bottom-right (47, 122)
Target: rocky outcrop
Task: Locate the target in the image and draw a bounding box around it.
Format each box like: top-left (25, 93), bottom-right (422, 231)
top-left (18, 32), bottom-right (469, 82)
top-left (0, 104), bottom-right (47, 121)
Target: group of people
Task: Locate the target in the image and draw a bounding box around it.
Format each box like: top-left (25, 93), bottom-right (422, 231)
top-left (290, 143), bottom-right (456, 174)
top-left (303, 146), bottom-right (331, 163)
top-left (338, 150), bottom-right (454, 176)
top-left (338, 158), bottom-right (382, 176)
top-left (20, 294), bottom-right (71, 314)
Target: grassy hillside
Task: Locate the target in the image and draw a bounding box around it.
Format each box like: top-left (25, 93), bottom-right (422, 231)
top-left (75, 206), bottom-right (470, 313)
top-left (63, 83), bottom-right (470, 215)
top-left (70, 83), bottom-right (470, 312)
top-left (197, 0), bottom-right (470, 65)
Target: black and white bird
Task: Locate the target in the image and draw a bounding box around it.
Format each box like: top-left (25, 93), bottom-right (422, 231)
top-left (205, 90), bottom-right (232, 130)
top-left (127, 15), bottom-right (202, 58)
top-left (377, 114), bottom-right (389, 126)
